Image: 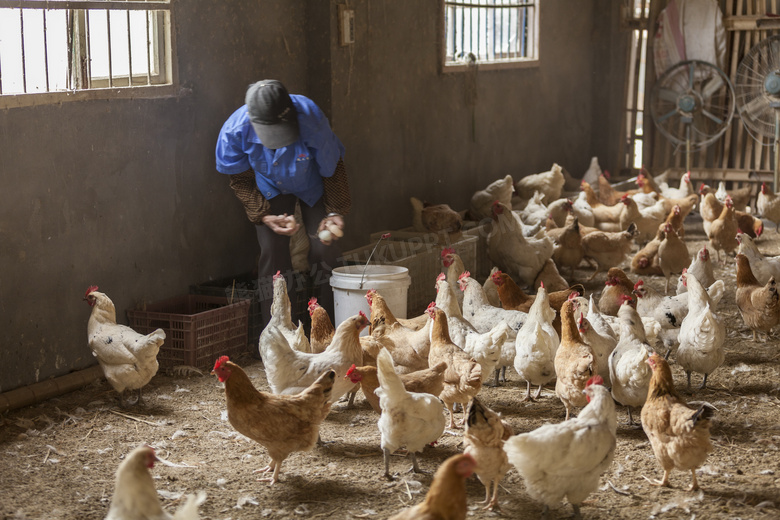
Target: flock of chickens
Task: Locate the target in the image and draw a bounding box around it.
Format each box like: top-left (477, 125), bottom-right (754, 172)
top-left (80, 159), bottom-right (780, 519)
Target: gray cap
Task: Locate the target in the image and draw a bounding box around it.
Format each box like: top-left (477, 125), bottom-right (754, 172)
top-left (245, 80), bottom-right (300, 149)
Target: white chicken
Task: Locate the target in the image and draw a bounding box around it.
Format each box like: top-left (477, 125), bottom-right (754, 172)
top-left (677, 247), bottom-right (716, 294)
top-left (488, 201), bottom-right (554, 287)
top-left (258, 271), bottom-right (311, 356)
top-left (517, 191), bottom-right (549, 227)
top-left (458, 272), bottom-right (527, 384)
top-left (104, 444), bottom-right (206, 520)
top-left (513, 284), bottom-right (560, 401)
top-left (608, 297), bottom-right (654, 425)
top-left (515, 163), bottom-right (565, 203)
top-left (659, 171), bottom-right (694, 199)
top-left (441, 247), bottom-right (466, 308)
top-left (375, 348), bottom-right (446, 478)
top-left (504, 376), bottom-right (616, 520)
top-left (260, 312), bottom-right (368, 401)
top-left (676, 273), bottom-right (726, 391)
top-left (84, 286), bottom-right (165, 408)
top-left (635, 199), bottom-right (669, 243)
top-left (737, 232), bottom-right (780, 285)
top-left (434, 274), bottom-right (508, 383)
top-left (469, 174), bottom-right (514, 221)
top-left (547, 197), bottom-right (595, 228)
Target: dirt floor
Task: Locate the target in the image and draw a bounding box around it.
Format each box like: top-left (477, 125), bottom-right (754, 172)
top-left (2, 217), bottom-right (780, 520)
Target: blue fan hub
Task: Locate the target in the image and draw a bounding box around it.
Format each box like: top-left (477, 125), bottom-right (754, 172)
top-left (678, 94), bottom-right (697, 113)
top-left (765, 71), bottom-right (780, 96)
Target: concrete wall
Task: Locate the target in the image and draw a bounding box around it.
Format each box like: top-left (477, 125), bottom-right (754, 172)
top-left (0, 0), bottom-right (626, 392)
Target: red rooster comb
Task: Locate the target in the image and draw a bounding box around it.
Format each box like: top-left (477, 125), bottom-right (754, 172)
top-left (633, 280), bottom-right (644, 291)
top-left (436, 272), bottom-right (446, 283)
top-left (620, 294), bottom-right (634, 304)
top-left (365, 289), bottom-right (376, 304)
top-left (441, 248), bottom-right (455, 258)
top-left (84, 285), bottom-right (99, 298)
top-left (539, 281), bottom-right (545, 289)
top-left (567, 292), bottom-right (578, 301)
top-left (603, 170), bottom-right (611, 179)
top-left (214, 356), bottom-right (230, 370)
top-left (358, 311), bottom-right (367, 320)
top-left (308, 297), bottom-right (318, 307)
top-left (458, 271), bottom-right (471, 281)
top-left (273, 270), bottom-right (282, 280)
top-left (426, 302), bottom-right (437, 311)
top-left (586, 375), bottom-right (605, 387)
top-left (346, 364), bottom-right (356, 376)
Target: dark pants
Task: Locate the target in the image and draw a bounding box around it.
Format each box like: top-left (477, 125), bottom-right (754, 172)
top-left (255, 194), bottom-right (342, 327)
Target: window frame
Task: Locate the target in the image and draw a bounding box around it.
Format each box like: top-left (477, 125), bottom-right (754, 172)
top-left (0, 0), bottom-right (177, 109)
top-left (439, 0), bottom-right (540, 74)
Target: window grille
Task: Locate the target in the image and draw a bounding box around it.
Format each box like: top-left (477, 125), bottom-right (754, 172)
top-left (0, 0), bottom-right (172, 99)
top-left (443, 0), bottom-right (538, 69)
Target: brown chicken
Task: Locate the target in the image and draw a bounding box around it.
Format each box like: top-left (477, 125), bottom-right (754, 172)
top-left (735, 254), bottom-right (780, 342)
top-left (663, 204), bottom-right (685, 238)
top-left (463, 397), bottom-right (513, 512)
top-left (211, 357), bottom-right (335, 484)
top-left (410, 196), bottom-right (463, 235)
top-left (367, 289), bottom-right (431, 359)
top-left (736, 211), bottom-right (764, 239)
top-left (708, 196), bottom-right (739, 263)
top-left (597, 267), bottom-right (635, 316)
top-left (631, 225), bottom-right (664, 276)
top-left (361, 332), bottom-right (429, 374)
top-left (551, 216), bottom-right (585, 278)
top-left (597, 172), bottom-right (640, 206)
top-left (426, 305), bottom-right (482, 428)
top-left (308, 297), bottom-right (334, 354)
top-left (492, 271), bottom-right (584, 313)
top-left (641, 354), bottom-right (715, 491)
top-left (344, 361), bottom-right (447, 413)
top-left (388, 453), bottom-right (477, 520)
top-left (658, 223), bottom-right (691, 293)
top-left (657, 192), bottom-right (698, 218)
top-left (554, 300), bottom-right (597, 420)
top-left (581, 223), bottom-right (638, 281)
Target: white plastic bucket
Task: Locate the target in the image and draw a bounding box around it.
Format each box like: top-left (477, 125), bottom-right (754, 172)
top-left (330, 265), bottom-right (412, 336)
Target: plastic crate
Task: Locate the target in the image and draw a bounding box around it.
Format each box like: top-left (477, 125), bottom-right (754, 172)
top-left (462, 218), bottom-right (492, 281)
top-left (126, 295), bottom-right (251, 371)
top-left (190, 272), bottom-right (313, 350)
top-left (341, 233), bottom-right (477, 316)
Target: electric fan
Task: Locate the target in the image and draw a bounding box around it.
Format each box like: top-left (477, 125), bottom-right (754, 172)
top-left (735, 35), bottom-right (780, 189)
top-left (650, 59), bottom-right (735, 172)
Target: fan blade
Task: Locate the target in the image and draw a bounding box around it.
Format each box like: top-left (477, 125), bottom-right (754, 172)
top-left (740, 94), bottom-right (770, 121)
top-left (657, 88), bottom-right (680, 104)
top-left (701, 108), bottom-right (724, 125)
top-left (657, 108), bottom-right (679, 123)
top-left (701, 75), bottom-right (724, 100)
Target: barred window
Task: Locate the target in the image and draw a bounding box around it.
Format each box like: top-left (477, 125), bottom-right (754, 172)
top-left (443, 0), bottom-right (538, 71)
top-left (0, 0), bottom-right (174, 107)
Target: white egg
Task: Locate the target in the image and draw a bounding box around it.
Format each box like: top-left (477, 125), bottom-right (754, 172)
top-left (318, 229), bottom-right (333, 242)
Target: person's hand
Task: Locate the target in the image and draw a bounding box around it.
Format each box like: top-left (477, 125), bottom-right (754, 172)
top-left (317, 214), bottom-right (344, 245)
top-left (261, 213), bottom-right (300, 236)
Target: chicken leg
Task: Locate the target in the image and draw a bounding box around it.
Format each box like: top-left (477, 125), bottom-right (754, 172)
top-left (521, 381), bottom-right (535, 402)
top-left (479, 479), bottom-right (501, 512)
top-left (253, 459), bottom-right (281, 485)
top-left (687, 468), bottom-right (701, 491)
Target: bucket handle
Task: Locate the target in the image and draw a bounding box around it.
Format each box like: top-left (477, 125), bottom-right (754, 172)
top-left (360, 233), bottom-right (392, 289)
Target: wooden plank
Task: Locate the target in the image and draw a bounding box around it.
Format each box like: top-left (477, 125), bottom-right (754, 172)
top-left (720, 0), bottom-right (737, 171)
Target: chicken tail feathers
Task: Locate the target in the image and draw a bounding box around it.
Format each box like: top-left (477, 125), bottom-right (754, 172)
top-left (689, 401), bottom-right (716, 426)
top-left (172, 490), bottom-right (206, 520)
